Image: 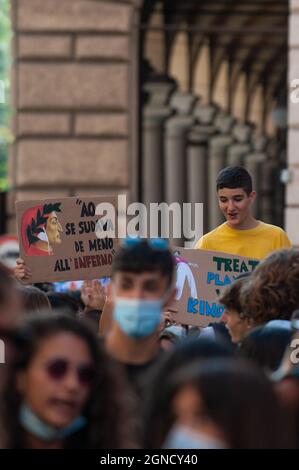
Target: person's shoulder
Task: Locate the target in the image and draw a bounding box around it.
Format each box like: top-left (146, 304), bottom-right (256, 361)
top-left (259, 221), bottom-right (288, 236)
top-left (258, 222), bottom-right (291, 247)
top-left (258, 221), bottom-right (285, 233)
top-left (195, 223), bottom-right (227, 249)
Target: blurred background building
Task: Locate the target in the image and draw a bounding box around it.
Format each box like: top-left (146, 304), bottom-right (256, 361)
top-left (1, 0), bottom-right (299, 245)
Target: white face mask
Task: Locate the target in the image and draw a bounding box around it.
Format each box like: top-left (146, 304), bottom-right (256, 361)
top-left (19, 403), bottom-right (87, 442)
top-left (113, 297), bottom-right (163, 338)
top-left (112, 284), bottom-right (174, 338)
top-left (163, 424), bottom-right (226, 450)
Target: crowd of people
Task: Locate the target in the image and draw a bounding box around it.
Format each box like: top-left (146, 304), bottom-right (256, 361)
top-left (0, 166), bottom-right (298, 449)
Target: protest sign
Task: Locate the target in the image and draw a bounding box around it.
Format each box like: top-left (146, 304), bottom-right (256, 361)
top-left (172, 247), bottom-right (259, 327)
top-left (0, 234), bottom-right (19, 271)
top-left (16, 196), bottom-right (118, 283)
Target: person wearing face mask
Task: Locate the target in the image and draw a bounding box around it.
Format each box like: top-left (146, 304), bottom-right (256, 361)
top-left (104, 238), bottom-right (176, 399)
top-left (0, 313), bottom-right (134, 449)
top-left (150, 359), bottom-right (293, 449)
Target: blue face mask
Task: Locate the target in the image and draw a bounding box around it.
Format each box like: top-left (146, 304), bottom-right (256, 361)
top-left (20, 403), bottom-right (87, 442)
top-left (163, 425), bottom-right (226, 449)
top-left (113, 297), bottom-right (163, 339)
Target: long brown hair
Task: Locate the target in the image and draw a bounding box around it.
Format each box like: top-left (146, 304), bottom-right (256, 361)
top-left (146, 358), bottom-right (294, 448)
top-left (1, 313), bottom-right (135, 449)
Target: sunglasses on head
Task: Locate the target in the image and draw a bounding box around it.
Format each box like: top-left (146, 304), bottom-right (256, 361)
top-left (44, 359), bottom-right (95, 386)
top-left (121, 237), bottom-right (169, 250)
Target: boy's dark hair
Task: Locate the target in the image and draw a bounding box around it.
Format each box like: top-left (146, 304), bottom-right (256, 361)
top-left (216, 166), bottom-right (253, 195)
top-left (219, 276), bottom-right (249, 316)
top-left (112, 240), bottom-right (175, 286)
top-left (238, 325), bottom-right (293, 372)
top-left (47, 291), bottom-right (80, 317)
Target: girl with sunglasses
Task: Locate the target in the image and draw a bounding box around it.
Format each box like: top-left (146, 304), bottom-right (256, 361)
top-left (0, 313), bottom-right (134, 448)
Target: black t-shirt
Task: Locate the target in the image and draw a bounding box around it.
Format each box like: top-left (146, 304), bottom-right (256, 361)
top-left (121, 351), bottom-right (165, 400)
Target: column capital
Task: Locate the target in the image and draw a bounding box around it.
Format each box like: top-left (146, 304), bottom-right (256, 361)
top-left (169, 91), bottom-right (198, 115)
top-left (251, 133), bottom-right (268, 152)
top-left (210, 134), bottom-right (233, 150)
top-left (143, 79), bottom-right (175, 123)
top-left (193, 103), bottom-right (218, 125)
top-left (214, 111), bottom-right (235, 134)
top-left (232, 123), bottom-right (253, 144)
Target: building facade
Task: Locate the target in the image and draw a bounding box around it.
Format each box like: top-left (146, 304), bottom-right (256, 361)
top-left (8, 0), bottom-right (299, 244)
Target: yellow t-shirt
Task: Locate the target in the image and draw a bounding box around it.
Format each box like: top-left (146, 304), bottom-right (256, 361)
top-left (195, 221), bottom-right (291, 259)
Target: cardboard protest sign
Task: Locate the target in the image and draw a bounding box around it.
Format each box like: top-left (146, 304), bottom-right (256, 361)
top-left (16, 196), bottom-right (118, 283)
top-left (172, 247), bottom-right (259, 328)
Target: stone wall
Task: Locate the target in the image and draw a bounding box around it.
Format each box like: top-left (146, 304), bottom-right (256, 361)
top-left (8, 0), bottom-right (141, 233)
top-left (287, 0), bottom-right (299, 246)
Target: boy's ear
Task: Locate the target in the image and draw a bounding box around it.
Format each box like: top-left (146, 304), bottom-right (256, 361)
top-left (249, 190), bottom-right (256, 202)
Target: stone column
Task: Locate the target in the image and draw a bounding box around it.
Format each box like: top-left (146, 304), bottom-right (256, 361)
top-left (259, 158), bottom-right (278, 224)
top-left (227, 123), bottom-right (252, 166)
top-left (187, 103), bottom-right (217, 235)
top-left (267, 139), bottom-right (284, 226)
top-left (164, 92), bottom-right (197, 205)
top-left (164, 92), bottom-right (197, 244)
top-left (142, 80), bottom-right (175, 206)
top-left (208, 112), bottom-right (235, 230)
top-left (244, 133), bottom-right (268, 219)
top-left (245, 155), bottom-right (266, 219)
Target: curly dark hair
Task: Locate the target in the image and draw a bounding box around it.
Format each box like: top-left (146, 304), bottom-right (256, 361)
top-left (0, 313), bottom-right (135, 449)
top-left (218, 276), bottom-right (249, 316)
top-left (240, 249), bottom-right (299, 325)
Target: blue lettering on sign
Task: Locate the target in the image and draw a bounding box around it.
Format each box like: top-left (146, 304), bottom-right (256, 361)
top-left (207, 272), bottom-right (235, 286)
top-left (187, 297), bottom-right (224, 318)
top-left (187, 297), bottom-right (198, 314)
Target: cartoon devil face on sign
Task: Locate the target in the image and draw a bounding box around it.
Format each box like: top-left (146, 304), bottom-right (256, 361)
top-left (21, 203), bottom-right (63, 256)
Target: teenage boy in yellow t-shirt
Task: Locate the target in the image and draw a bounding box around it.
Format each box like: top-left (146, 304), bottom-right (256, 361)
top-left (195, 166), bottom-right (291, 259)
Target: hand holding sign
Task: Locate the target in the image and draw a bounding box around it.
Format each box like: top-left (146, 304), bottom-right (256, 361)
top-left (162, 308), bottom-right (178, 327)
top-left (15, 258), bottom-right (32, 282)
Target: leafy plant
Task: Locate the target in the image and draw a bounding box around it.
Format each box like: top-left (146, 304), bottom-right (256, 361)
top-left (0, 0), bottom-right (12, 191)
